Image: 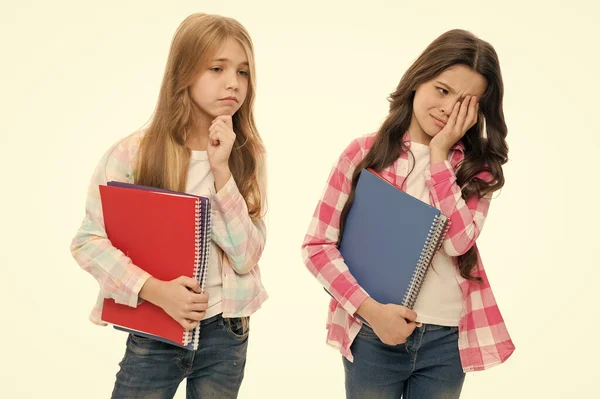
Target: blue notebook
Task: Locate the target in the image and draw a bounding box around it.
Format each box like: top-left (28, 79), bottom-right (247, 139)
top-left (338, 168), bottom-right (449, 309)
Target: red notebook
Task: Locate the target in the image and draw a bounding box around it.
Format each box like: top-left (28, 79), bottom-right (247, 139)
top-left (98, 182), bottom-right (212, 350)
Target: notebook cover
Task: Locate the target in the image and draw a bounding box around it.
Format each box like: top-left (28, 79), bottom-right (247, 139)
top-left (339, 168), bottom-right (444, 306)
top-left (99, 184), bottom-right (201, 345)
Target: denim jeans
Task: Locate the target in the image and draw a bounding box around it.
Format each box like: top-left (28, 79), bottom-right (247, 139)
top-left (111, 314), bottom-right (249, 399)
top-left (343, 323), bottom-right (465, 399)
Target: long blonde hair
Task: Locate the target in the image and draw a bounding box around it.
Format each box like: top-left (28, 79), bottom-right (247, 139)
top-left (135, 13), bottom-right (264, 218)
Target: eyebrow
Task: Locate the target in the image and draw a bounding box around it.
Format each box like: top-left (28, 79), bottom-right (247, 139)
top-left (437, 80), bottom-right (483, 99)
top-left (212, 58), bottom-right (249, 66)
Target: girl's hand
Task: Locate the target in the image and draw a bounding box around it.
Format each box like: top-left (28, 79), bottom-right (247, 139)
top-left (357, 297), bottom-right (420, 346)
top-left (208, 115), bottom-right (236, 174)
top-left (140, 276), bottom-right (208, 331)
top-left (429, 95), bottom-right (479, 154)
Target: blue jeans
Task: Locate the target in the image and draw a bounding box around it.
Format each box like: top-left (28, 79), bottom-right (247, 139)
top-left (111, 314), bottom-right (249, 399)
top-left (343, 323), bottom-right (465, 399)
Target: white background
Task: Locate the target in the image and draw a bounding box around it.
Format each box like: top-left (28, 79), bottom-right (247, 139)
top-left (1, 0), bottom-right (598, 397)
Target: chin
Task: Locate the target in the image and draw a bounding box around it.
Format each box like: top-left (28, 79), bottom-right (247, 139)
top-left (428, 122), bottom-right (445, 136)
top-left (207, 110), bottom-right (233, 119)
top-left (218, 107), bottom-right (240, 117)
top-left (423, 128), bottom-right (438, 139)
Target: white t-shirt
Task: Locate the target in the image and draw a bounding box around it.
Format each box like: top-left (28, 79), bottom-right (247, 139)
top-left (404, 142), bottom-right (463, 326)
top-left (185, 150), bottom-right (223, 319)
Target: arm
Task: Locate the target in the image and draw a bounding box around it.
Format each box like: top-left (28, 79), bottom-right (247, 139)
top-left (427, 97), bottom-right (492, 256)
top-left (425, 159), bottom-right (492, 256)
top-left (71, 138), bottom-right (209, 329)
top-left (70, 141), bottom-right (151, 307)
top-left (301, 150), bottom-right (419, 345)
top-left (300, 153), bottom-right (370, 316)
top-left (210, 154), bottom-right (267, 275)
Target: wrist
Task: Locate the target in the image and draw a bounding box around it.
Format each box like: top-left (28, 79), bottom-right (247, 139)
top-left (139, 277), bottom-right (164, 307)
top-left (212, 166), bottom-right (232, 191)
top-left (357, 297), bottom-right (379, 323)
top-left (211, 165), bottom-right (230, 178)
top-left (429, 147), bottom-right (449, 164)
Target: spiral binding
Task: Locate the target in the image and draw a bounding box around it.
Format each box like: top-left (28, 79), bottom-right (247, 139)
top-left (193, 198), bottom-right (212, 349)
top-left (182, 200), bottom-right (202, 347)
top-left (401, 213), bottom-right (449, 309)
top-left (199, 198), bottom-right (212, 290)
top-left (436, 219), bottom-right (451, 252)
top-left (182, 197), bottom-right (213, 349)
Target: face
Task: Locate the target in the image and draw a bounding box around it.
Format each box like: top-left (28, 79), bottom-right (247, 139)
top-left (189, 37), bottom-right (250, 123)
top-left (410, 65), bottom-right (487, 144)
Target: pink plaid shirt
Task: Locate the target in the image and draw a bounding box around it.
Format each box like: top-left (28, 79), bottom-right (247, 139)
top-left (301, 132), bottom-right (515, 372)
top-left (71, 131), bottom-right (268, 325)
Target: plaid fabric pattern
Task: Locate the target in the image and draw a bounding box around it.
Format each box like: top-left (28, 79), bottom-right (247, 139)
top-left (301, 132), bottom-right (514, 372)
top-left (71, 131), bottom-right (268, 325)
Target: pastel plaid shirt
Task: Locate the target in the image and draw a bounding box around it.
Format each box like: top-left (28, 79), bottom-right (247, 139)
top-left (301, 132), bottom-right (515, 372)
top-left (71, 131), bottom-right (268, 325)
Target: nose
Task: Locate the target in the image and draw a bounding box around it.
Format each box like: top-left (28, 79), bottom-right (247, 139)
top-left (226, 70), bottom-right (239, 91)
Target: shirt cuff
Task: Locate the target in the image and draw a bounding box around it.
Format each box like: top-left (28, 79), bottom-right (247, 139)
top-left (343, 285), bottom-right (371, 316)
top-left (212, 175), bottom-right (242, 212)
top-left (424, 160), bottom-right (455, 185)
top-left (116, 268), bottom-right (152, 308)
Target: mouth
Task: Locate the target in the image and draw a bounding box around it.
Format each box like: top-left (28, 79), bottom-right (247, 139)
top-left (431, 115), bottom-right (447, 128)
top-left (218, 96), bottom-right (238, 103)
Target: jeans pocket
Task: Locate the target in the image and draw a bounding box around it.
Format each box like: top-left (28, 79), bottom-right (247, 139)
top-left (223, 317), bottom-right (249, 340)
top-left (129, 333), bottom-right (155, 344)
top-left (357, 323), bottom-right (379, 339)
top-left (127, 334), bottom-right (163, 356)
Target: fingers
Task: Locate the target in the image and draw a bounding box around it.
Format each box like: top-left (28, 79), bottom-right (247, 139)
top-left (212, 115), bottom-right (233, 128)
top-left (394, 321), bottom-right (418, 345)
top-left (192, 291), bottom-right (209, 303)
top-left (463, 96), bottom-right (478, 131)
top-left (398, 306), bottom-right (418, 322)
top-left (178, 278), bottom-right (211, 304)
top-left (208, 120), bottom-right (236, 146)
top-left (182, 302), bottom-right (207, 323)
top-left (176, 292), bottom-right (208, 324)
top-left (455, 96), bottom-right (471, 130)
top-left (405, 321), bottom-right (418, 335)
top-left (443, 96), bottom-right (477, 143)
top-left (209, 119), bottom-right (234, 135)
top-left (179, 276), bottom-right (200, 292)
top-left (208, 130), bottom-right (221, 147)
top-left (188, 301), bottom-right (208, 312)
top-left (180, 318), bottom-right (200, 331)
top-left (209, 119), bottom-right (227, 132)
top-left (185, 310), bottom-right (206, 322)
top-left (446, 102), bottom-right (460, 131)
top-left (208, 129), bottom-right (228, 141)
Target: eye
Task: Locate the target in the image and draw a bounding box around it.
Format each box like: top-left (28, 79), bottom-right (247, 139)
top-left (238, 70), bottom-right (249, 77)
top-left (437, 87), bottom-right (448, 95)
top-left (210, 67), bottom-right (222, 72)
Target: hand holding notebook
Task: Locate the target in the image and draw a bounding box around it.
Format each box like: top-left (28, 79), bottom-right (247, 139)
top-left (138, 276), bottom-right (208, 332)
top-left (356, 298), bottom-right (420, 346)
